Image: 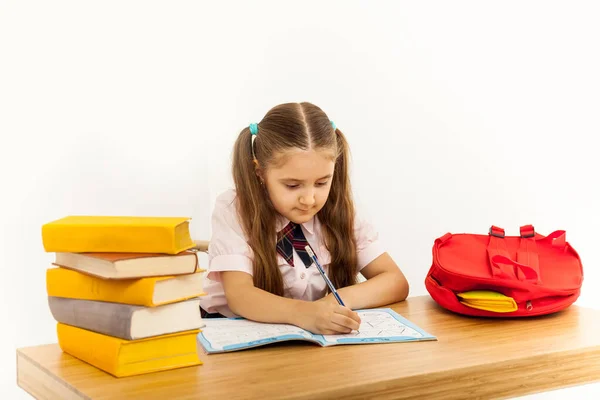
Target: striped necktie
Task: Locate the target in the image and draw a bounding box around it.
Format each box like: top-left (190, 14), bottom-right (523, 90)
top-left (276, 222), bottom-right (315, 268)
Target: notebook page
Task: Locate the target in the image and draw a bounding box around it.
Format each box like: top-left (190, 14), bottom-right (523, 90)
top-left (199, 318), bottom-right (314, 351)
top-left (320, 309), bottom-right (433, 344)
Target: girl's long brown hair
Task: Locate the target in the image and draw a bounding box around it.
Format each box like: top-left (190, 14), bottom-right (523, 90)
top-left (232, 102), bottom-right (357, 296)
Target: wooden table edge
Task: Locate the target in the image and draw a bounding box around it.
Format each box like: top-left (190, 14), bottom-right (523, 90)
top-left (17, 348), bottom-right (90, 400)
top-left (295, 345), bottom-right (600, 400)
top-left (16, 343), bottom-right (600, 400)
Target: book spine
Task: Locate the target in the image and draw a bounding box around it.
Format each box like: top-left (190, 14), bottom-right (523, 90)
top-left (48, 297), bottom-right (137, 340)
top-left (46, 268), bottom-right (156, 306)
top-left (41, 223), bottom-right (186, 254)
top-left (56, 323), bottom-right (122, 377)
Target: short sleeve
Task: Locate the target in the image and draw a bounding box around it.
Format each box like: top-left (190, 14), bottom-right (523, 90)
top-left (354, 211), bottom-right (386, 272)
top-left (206, 190), bottom-right (254, 282)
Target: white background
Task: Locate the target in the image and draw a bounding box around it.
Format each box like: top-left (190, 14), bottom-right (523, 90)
top-left (1, 1), bottom-right (599, 398)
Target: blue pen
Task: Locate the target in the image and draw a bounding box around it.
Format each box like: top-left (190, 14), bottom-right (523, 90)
top-left (305, 245), bottom-right (345, 306)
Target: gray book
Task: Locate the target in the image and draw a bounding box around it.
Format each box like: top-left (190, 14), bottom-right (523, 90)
top-left (48, 296), bottom-right (204, 340)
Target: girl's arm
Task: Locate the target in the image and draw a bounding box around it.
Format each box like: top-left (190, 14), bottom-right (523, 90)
top-left (332, 252), bottom-right (409, 310)
top-left (221, 271), bottom-right (361, 335)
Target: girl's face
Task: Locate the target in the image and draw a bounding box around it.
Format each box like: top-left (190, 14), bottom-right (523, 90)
top-left (262, 148), bottom-right (336, 224)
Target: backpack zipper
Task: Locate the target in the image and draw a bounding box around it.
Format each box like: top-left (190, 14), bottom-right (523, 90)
top-left (525, 297), bottom-right (578, 314)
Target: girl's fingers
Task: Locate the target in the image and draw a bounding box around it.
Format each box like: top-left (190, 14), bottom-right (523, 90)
top-left (331, 313), bottom-right (360, 331)
top-left (334, 306), bottom-right (362, 324)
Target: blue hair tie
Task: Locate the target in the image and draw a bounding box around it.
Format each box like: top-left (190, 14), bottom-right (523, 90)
top-left (249, 123), bottom-right (258, 161)
top-left (249, 123), bottom-right (258, 135)
top-left (330, 120), bottom-right (337, 130)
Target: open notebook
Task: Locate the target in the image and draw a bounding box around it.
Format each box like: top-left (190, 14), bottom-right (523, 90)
top-left (197, 308), bottom-right (436, 353)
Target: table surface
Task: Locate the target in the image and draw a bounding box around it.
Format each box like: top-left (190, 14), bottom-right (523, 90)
top-left (17, 295), bottom-right (600, 400)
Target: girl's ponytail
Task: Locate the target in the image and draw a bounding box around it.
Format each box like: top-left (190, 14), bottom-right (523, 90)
top-left (319, 128), bottom-right (358, 290)
top-left (232, 126), bottom-right (284, 296)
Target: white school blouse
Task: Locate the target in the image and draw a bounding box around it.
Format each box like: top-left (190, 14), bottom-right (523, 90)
top-left (198, 189), bottom-right (385, 317)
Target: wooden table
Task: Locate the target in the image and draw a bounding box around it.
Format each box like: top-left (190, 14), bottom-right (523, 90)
top-left (17, 295), bottom-right (600, 399)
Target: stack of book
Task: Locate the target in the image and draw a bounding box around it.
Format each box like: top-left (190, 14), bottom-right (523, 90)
top-left (41, 216), bottom-right (206, 378)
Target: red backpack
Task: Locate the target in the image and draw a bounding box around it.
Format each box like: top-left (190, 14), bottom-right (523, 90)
top-left (425, 224), bottom-right (583, 317)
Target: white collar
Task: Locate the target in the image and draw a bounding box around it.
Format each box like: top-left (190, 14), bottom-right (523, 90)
top-left (275, 215), bottom-right (315, 235)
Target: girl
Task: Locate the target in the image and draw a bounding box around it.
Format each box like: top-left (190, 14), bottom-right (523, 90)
top-left (198, 102), bottom-right (409, 335)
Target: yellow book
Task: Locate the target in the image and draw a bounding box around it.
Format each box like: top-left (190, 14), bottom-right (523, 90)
top-left (456, 290), bottom-right (518, 313)
top-left (57, 323), bottom-right (202, 377)
top-left (46, 267), bottom-right (205, 307)
top-left (41, 216), bottom-right (195, 254)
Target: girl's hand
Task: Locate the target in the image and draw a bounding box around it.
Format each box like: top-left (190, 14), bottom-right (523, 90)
top-left (294, 299), bottom-right (361, 335)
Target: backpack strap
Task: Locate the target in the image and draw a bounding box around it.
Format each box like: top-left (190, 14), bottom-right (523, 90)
top-left (487, 225), bottom-right (539, 282)
top-left (487, 226), bottom-right (512, 279)
top-left (517, 224), bottom-right (540, 282)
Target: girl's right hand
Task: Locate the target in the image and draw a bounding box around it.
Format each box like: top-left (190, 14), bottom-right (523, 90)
top-left (295, 300), bottom-right (361, 335)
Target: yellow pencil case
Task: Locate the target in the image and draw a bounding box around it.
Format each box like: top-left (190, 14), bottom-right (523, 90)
top-left (456, 290), bottom-right (518, 313)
